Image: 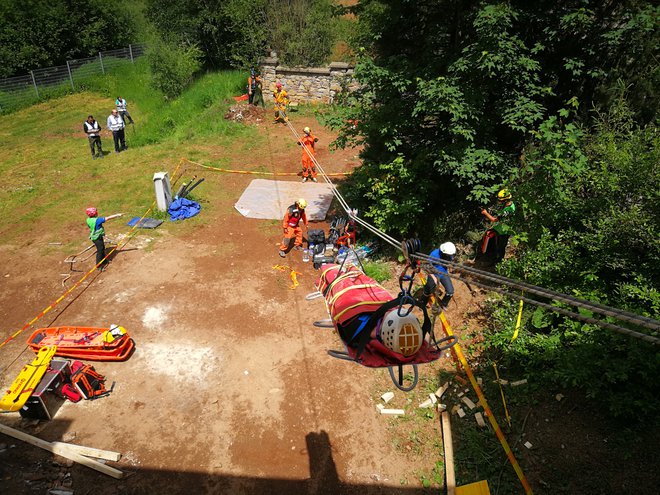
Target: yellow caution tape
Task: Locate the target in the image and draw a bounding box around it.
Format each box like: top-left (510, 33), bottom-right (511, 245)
top-left (439, 313), bottom-right (533, 495)
top-left (0, 158), bottom-right (188, 352)
top-left (272, 265), bottom-right (301, 290)
top-left (511, 298), bottom-right (524, 342)
top-left (183, 157), bottom-right (349, 177)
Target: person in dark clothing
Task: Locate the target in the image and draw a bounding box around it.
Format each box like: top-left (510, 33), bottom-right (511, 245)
top-left (421, 242), bottom-right (456, 310)
top-left (85, 207), bottom-right (122, 271)
top-left (83, 115), bottom-right (103, 159)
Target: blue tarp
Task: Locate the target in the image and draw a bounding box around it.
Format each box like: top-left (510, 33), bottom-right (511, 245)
top-left (168, 198), bottom-right (201, 221)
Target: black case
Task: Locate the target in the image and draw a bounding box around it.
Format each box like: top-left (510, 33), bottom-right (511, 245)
top-left (19, 359), bottom-right (71, 420)
top-left (307, 229), bottom-right (326, 245)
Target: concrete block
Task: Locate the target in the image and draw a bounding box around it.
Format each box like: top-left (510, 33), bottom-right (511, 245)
top-left (461, 397), bottom-right (477, 410)
top-left (380, 408), bottom-right (405, 416)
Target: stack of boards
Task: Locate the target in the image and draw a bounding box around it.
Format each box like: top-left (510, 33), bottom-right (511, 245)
top-left (27, 326), bottom-right (134, 361)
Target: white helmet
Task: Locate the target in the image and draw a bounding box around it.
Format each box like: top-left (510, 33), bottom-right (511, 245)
top-left (379, 309), bottom-right (423, 356)
top-left (440, 242), bottom-right (456, 256)
top-left (303, 126), bottom-right (311, 135)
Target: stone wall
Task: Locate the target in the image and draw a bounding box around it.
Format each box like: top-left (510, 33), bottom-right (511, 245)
top-left (260, 55), bottom-right (358, 104)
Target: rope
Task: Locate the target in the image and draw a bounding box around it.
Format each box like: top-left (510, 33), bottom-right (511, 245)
top-left (0, 159), bottom-right (186, 353)
top-left (440, 313), bottom-right (534, 494)
top-left (416, 253), bottom-right (660, 332)
top-left (281, 118), bottom-right (660, 344)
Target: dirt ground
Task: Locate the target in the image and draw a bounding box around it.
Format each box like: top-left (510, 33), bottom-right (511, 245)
top-left (0, 106), bottom-right (473, 494)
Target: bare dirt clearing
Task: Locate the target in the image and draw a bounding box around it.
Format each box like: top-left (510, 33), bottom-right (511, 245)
top-left (0, 105), bottom-right (467, 494)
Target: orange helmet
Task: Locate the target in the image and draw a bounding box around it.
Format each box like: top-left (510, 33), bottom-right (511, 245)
top-left (86, 207), bottom-right (98, 217)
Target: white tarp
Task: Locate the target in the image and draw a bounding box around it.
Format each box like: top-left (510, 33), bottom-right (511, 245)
top-left (234, 179), bottom-right (334, 221)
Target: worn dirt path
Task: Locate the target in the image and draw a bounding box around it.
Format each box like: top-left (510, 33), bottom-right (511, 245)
top-left (0, 108), bottom-right (472, 494)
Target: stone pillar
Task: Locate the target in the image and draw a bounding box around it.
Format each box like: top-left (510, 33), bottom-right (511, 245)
top-left (260, 55), bottom-right (278, 102)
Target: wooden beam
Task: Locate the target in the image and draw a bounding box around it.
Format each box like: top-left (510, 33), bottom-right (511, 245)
top-left (0, 424), bottom-right (123, 479)
top-left (441, 411), bottom-right (456, 495)
top-left (51, 441), bottom-right (122, 462)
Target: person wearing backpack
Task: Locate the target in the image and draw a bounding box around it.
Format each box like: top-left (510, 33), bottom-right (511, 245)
top-left (86, 207), bottom-right (122, 271)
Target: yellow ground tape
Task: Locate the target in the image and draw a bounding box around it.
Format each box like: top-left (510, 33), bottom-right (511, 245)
top-left (182, 157), bottom-right (350, 177)
top-left (0, 159), bottom-right (186, 353)
top-left (439, 313), bottom-right (533, 495)
top-left (272, 265), bottom-right (301, 290)
top-left (511, 299), bottom-right (524, 342)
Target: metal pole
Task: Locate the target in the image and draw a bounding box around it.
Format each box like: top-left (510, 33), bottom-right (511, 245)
top-left (30, 70), bottom-right (39, 98)
top-left (129, 44), bottom-right (134, 63)
top-left (99, 52), bottom-right (105, 74)
top-left (66, 61), bottom-right (74, 90)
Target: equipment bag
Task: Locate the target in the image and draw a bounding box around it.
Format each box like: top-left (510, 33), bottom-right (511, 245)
top-left (308, 229), bottom-right (325, 245)
top-left (60, 383), bottom-right (82, 403)
top-left (70, 361), bottom-right (109, 400)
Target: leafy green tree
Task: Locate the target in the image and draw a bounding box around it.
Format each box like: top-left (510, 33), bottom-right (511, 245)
top-left (0, 0), bottom-right (136, 78)
top-left (146, 39), bottom-right (202, 99)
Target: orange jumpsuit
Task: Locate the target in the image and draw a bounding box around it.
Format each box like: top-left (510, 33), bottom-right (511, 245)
top-left (273, 89), bottom-right (288, 122)
top-left (299, 133), bottom-right (318, 179)
top-left (279, 203), bottom-right (307, 251)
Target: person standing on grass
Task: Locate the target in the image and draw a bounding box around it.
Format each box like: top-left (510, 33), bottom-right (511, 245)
top-left (86, 207), bottom-right (122, 271)
top-left (107, 109), bottom-right (127, 154)
top-left (83, 115), bottom-right (103, 159)
top-left (115, 96), bottom-right (134, 124)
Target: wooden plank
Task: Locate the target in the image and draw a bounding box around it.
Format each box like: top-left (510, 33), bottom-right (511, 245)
top-left (0, 424), bottom-right (123, 479)
top-left (51, 441), bottom-right (122, 462)
top-left (441, 411), bottom-right (456, 495)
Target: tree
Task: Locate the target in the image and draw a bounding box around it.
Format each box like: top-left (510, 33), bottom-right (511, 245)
top-left (332, 0), bottom-right (658, 238)
top-left (0, 0), bottom-right (136, 78)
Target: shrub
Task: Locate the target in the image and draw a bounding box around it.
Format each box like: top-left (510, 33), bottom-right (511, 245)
top-left (147, 40), bottom-right (202, 99)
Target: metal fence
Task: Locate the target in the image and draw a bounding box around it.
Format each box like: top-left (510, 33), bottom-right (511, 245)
top-left (0, 43), bottom-right (146, 114)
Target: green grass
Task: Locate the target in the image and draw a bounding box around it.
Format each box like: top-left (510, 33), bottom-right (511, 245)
top-left (0, 62), bottom-right (255, 246)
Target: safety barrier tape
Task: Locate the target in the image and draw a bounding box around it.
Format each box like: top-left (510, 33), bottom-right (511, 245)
top-left (182, 157), bottom-right (350, 177)
top-left (511, 299), bottom-right (524, 342)
top-left (272, 265), bottom-right (301, 290)
top-left (0, 160), bottom-right (186, 353)
top-left (439, 313), bottom-right (534, 494)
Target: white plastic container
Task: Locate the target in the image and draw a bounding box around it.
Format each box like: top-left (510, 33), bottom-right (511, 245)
top-left (302, 249), bottom-right (310, 262)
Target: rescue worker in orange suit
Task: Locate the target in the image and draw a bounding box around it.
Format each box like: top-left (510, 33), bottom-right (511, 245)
top-left (298, 127), bottom-right (319, 182)
top-left (273, 82), bottom-right (288, 123)
top-left (279, 198), bottom-right (308, 257)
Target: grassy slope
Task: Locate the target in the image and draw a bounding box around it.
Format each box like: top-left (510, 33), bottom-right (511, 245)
top-left (0, 62), bottom-right (260, 250)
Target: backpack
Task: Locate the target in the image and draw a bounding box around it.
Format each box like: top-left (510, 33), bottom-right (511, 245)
top-left (70, 361), bottom-right (111, 400)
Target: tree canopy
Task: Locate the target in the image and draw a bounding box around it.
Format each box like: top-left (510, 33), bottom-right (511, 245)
top-left (0, 0), bottom-right (136, 78)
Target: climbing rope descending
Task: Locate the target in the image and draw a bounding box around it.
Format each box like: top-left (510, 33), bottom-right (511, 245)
top-left (281, 118), bottom-right (660, 344)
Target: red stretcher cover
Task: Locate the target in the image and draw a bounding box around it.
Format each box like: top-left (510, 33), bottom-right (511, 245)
top-left (316, 264), bottom-right (442, 367)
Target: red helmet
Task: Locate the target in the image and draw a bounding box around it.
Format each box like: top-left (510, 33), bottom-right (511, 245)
top-left (276, 82), bottom-right (282, 89)
top-left (86, 207), bottom-right (98, 217)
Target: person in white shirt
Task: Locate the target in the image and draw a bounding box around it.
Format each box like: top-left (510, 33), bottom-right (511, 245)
top-left (115, 96), bottom-right (134, 124)
top-left (107, 109), bottom-right (127, 153)
top-left (83, 115), bottom-right (103, 159)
